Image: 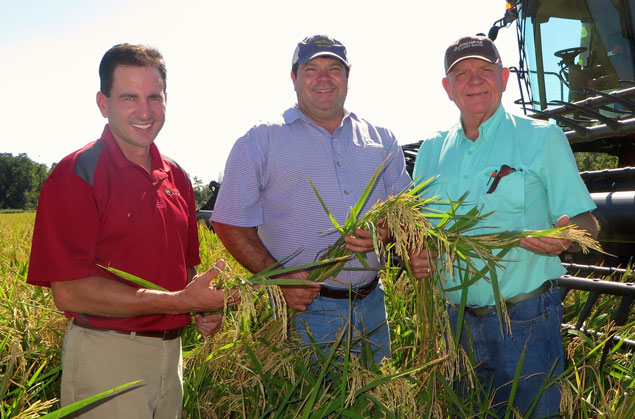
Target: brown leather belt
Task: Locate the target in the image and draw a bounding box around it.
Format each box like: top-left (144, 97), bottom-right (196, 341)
top-left (72, 319), bottom-right (183, 340)
top-left (465, 280), bottom-right (557, 317)
top-left (319, 276), bottom-right (379, 300)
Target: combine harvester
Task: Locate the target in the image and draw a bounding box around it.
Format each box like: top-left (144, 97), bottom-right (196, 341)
top-left (403, 0), bottom-right (635, 351)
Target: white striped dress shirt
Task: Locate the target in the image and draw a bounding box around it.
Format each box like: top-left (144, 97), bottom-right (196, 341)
top-left (212, 107), bottom-right (411, 287)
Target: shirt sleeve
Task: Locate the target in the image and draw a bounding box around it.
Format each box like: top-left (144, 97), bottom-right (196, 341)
top-left (412, 132), bottom-right (445, 189)
top-left (382, 130), bottom-right (412, 194)
top-left (27, 173), bottom-right (102, 287)
top-left (538, 124), bottom-right (597, 223)
top-left (211, 128), bottom-right (265, 227)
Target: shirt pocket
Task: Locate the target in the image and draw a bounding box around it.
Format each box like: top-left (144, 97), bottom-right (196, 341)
top-left (478, 165), bottom-right (525, 231)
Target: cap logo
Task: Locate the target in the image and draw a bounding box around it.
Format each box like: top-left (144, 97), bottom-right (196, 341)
top-left (455, 39), bottom-right (484, 51)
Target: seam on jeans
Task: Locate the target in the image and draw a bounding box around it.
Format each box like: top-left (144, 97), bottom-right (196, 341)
top-left (74, 325), bottom-right (86, 402)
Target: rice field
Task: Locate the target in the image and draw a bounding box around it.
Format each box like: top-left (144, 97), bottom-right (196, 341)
top-left (1, 213), bottom-right (634, 418)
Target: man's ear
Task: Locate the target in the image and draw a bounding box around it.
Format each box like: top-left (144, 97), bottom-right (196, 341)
top-left (442, 77), bottom-right (452, 100)
top-left (291, 70), bottom-right (299, 93)
top-left (96, 92), bottom-right (108, 118)
top-left (501, 67), bottom-right (510, 92)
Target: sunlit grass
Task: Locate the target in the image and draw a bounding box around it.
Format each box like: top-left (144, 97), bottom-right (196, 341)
top-left (1, 213), bottom-right (633, 418)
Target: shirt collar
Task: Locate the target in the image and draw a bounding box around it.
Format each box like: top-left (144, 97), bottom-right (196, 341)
top-left (283, 106), bottom-right (355, 131)
top-left (99, 124), bottom-right (169, 174)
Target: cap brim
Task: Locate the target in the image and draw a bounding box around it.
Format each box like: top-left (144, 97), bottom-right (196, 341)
top-left (298, 51), bottom-right (350, 67)
top-left (446, 55), bottom-right (499, 74)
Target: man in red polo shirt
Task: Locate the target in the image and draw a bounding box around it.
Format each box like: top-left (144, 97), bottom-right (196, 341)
top-left (27, 43), bottom-right (238, 418)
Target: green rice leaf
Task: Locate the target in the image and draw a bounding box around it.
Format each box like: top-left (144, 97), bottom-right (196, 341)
top-left (348, 154), bottom-right (390, 224)
top-left (308, 177), bottom-right (344, 234)
top-left (98, 264), bottom-right (168, 291)
top-left (40, 381), bottom-right (142, 418)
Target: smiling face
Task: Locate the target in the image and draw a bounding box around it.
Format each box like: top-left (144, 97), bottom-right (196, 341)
top-left (291, 56), bottom-right (348, 132)
top-left (96, 65), bottom-right (166, 160)
top-left (443, 58), bottom-right (509, 130)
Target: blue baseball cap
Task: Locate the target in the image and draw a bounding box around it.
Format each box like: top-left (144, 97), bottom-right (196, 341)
top-left (291, 35), bottom-right (350, 68)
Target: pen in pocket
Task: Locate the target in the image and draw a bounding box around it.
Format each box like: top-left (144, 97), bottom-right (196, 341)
top-left (486, 164), bottom-right (517, 194)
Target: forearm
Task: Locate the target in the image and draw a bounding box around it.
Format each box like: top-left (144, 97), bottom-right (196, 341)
top-left (568, 212), bottom-right (600, 252)
top-left (570, 212), bottom-right (599, 239)
top-left (212, 222), bottom-right (320, 311)
top-left (51, 276), bottom-right (196, 317)
top-left (212, 222), bottom-right (277, 274)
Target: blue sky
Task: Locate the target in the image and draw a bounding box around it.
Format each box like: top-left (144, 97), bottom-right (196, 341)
top-left (0, 0), bottom-right (522, 182)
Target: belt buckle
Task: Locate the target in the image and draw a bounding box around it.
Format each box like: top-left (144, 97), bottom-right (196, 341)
top-left (157, 328), bottom-right (181, 340)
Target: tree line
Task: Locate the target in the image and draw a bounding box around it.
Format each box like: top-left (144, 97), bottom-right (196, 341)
top-left (0, 151), bottom-right (619, 211)
top-left (0, 153), bottom-right (219, 211)
top-left (0, 153), bottom-right (49, 211)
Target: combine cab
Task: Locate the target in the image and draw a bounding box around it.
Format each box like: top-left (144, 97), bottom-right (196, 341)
top-left (500, 0), bottom-right (635, 268)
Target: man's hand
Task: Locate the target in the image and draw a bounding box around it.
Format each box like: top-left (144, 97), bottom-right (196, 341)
top-left (180, 260), bottom-right (241, 313)
top-left (520, 215), bottom-right (573, 255)
top-left (190, 261), bottom-right (242, 337)
top-left (344, 222), bottom-right (389, 253)
top-left (277, 270), bottom-right (321, 311)
top-left (408, 248), bottom-right (438, 279)
top-left (194, 312), bottom-right (224, 337)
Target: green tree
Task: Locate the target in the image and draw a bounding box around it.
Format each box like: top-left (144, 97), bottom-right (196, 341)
top-left (192, 176), bottom-right (213, 209)
top-left (0, 153), bottom-right (49, 210)
top-left (575, 152), bottom-right (618, 172)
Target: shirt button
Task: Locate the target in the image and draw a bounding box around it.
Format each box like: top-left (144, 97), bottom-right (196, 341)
top-left (344, 190), bottom-right (351, 194)
top-left (463, 175), bottom-right (468, 179)
top-left (467, 150), bottom-right (473, 155)
top-left (337, 161), bottom-right (342, 166)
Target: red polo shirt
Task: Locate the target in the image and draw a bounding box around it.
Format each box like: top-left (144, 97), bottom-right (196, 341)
top-left (27, 125), bottom-right (201, 331)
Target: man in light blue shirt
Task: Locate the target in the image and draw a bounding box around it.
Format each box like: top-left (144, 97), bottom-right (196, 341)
top-left (410, 35), bottom-right (598, 416)
top-left (210, 35), bottom-right (411, 363)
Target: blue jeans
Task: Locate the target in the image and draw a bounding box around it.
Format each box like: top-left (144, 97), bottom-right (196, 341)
top-left (294, 281), bottom-right (390, 364)
top-left (448, 285), bottom-right (564, 418)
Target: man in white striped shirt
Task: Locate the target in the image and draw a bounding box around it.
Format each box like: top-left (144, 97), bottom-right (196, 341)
top-left (208, 35), bottom-right (411, 363)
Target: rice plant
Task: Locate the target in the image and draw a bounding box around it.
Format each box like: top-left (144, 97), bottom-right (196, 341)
top-left (1, 206), bottom-right (633, 417)
top-left (0, 213), bottom-right (65, 418)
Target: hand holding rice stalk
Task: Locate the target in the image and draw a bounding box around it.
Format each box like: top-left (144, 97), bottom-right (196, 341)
top-left (99, 254), bottom-right (348, 338)
top-left (307, 155), bottom-right (602, 285)
top-left (305, 155), bottom-right (603, 374)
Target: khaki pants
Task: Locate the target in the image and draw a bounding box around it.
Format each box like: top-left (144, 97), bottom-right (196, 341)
top-left (61, 321), bottom-right (183, 419)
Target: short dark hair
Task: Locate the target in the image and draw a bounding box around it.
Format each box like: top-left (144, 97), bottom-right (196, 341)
top-left (291, 60), bottom-right (350, 78)
top-left (99, 43), bottom-right (167, 97)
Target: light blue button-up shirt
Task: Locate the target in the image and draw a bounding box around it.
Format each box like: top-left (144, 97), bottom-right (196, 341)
top-left (413, 105), bottom-right (596, 306)
top-left (212, 107), bottom-right (412, 287)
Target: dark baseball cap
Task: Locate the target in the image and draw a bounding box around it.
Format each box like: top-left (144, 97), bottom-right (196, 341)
top-left (292, 35), bottom-right (350, 67)
top-left (444, 35), bottom-right (501, 74)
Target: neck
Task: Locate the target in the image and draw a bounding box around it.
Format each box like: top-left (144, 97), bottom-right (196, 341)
top-left (125, 150), bottom-right (152, 173)
top-left (461, 108), bottom-right (499, 141)
top-left (116, 140), bottom-right (153, 172)
top-left (462, 121), bottom-right (480, 141)
top-left (297, 106), bottom-right (344, 134)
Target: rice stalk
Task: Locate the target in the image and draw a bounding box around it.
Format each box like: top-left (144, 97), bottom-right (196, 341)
top-left (2, 214), bottom-right (633, 417)
top-left (187, 316), bottom-right (309, 416)
top-left (303, 159), bottom-right (603, 392)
